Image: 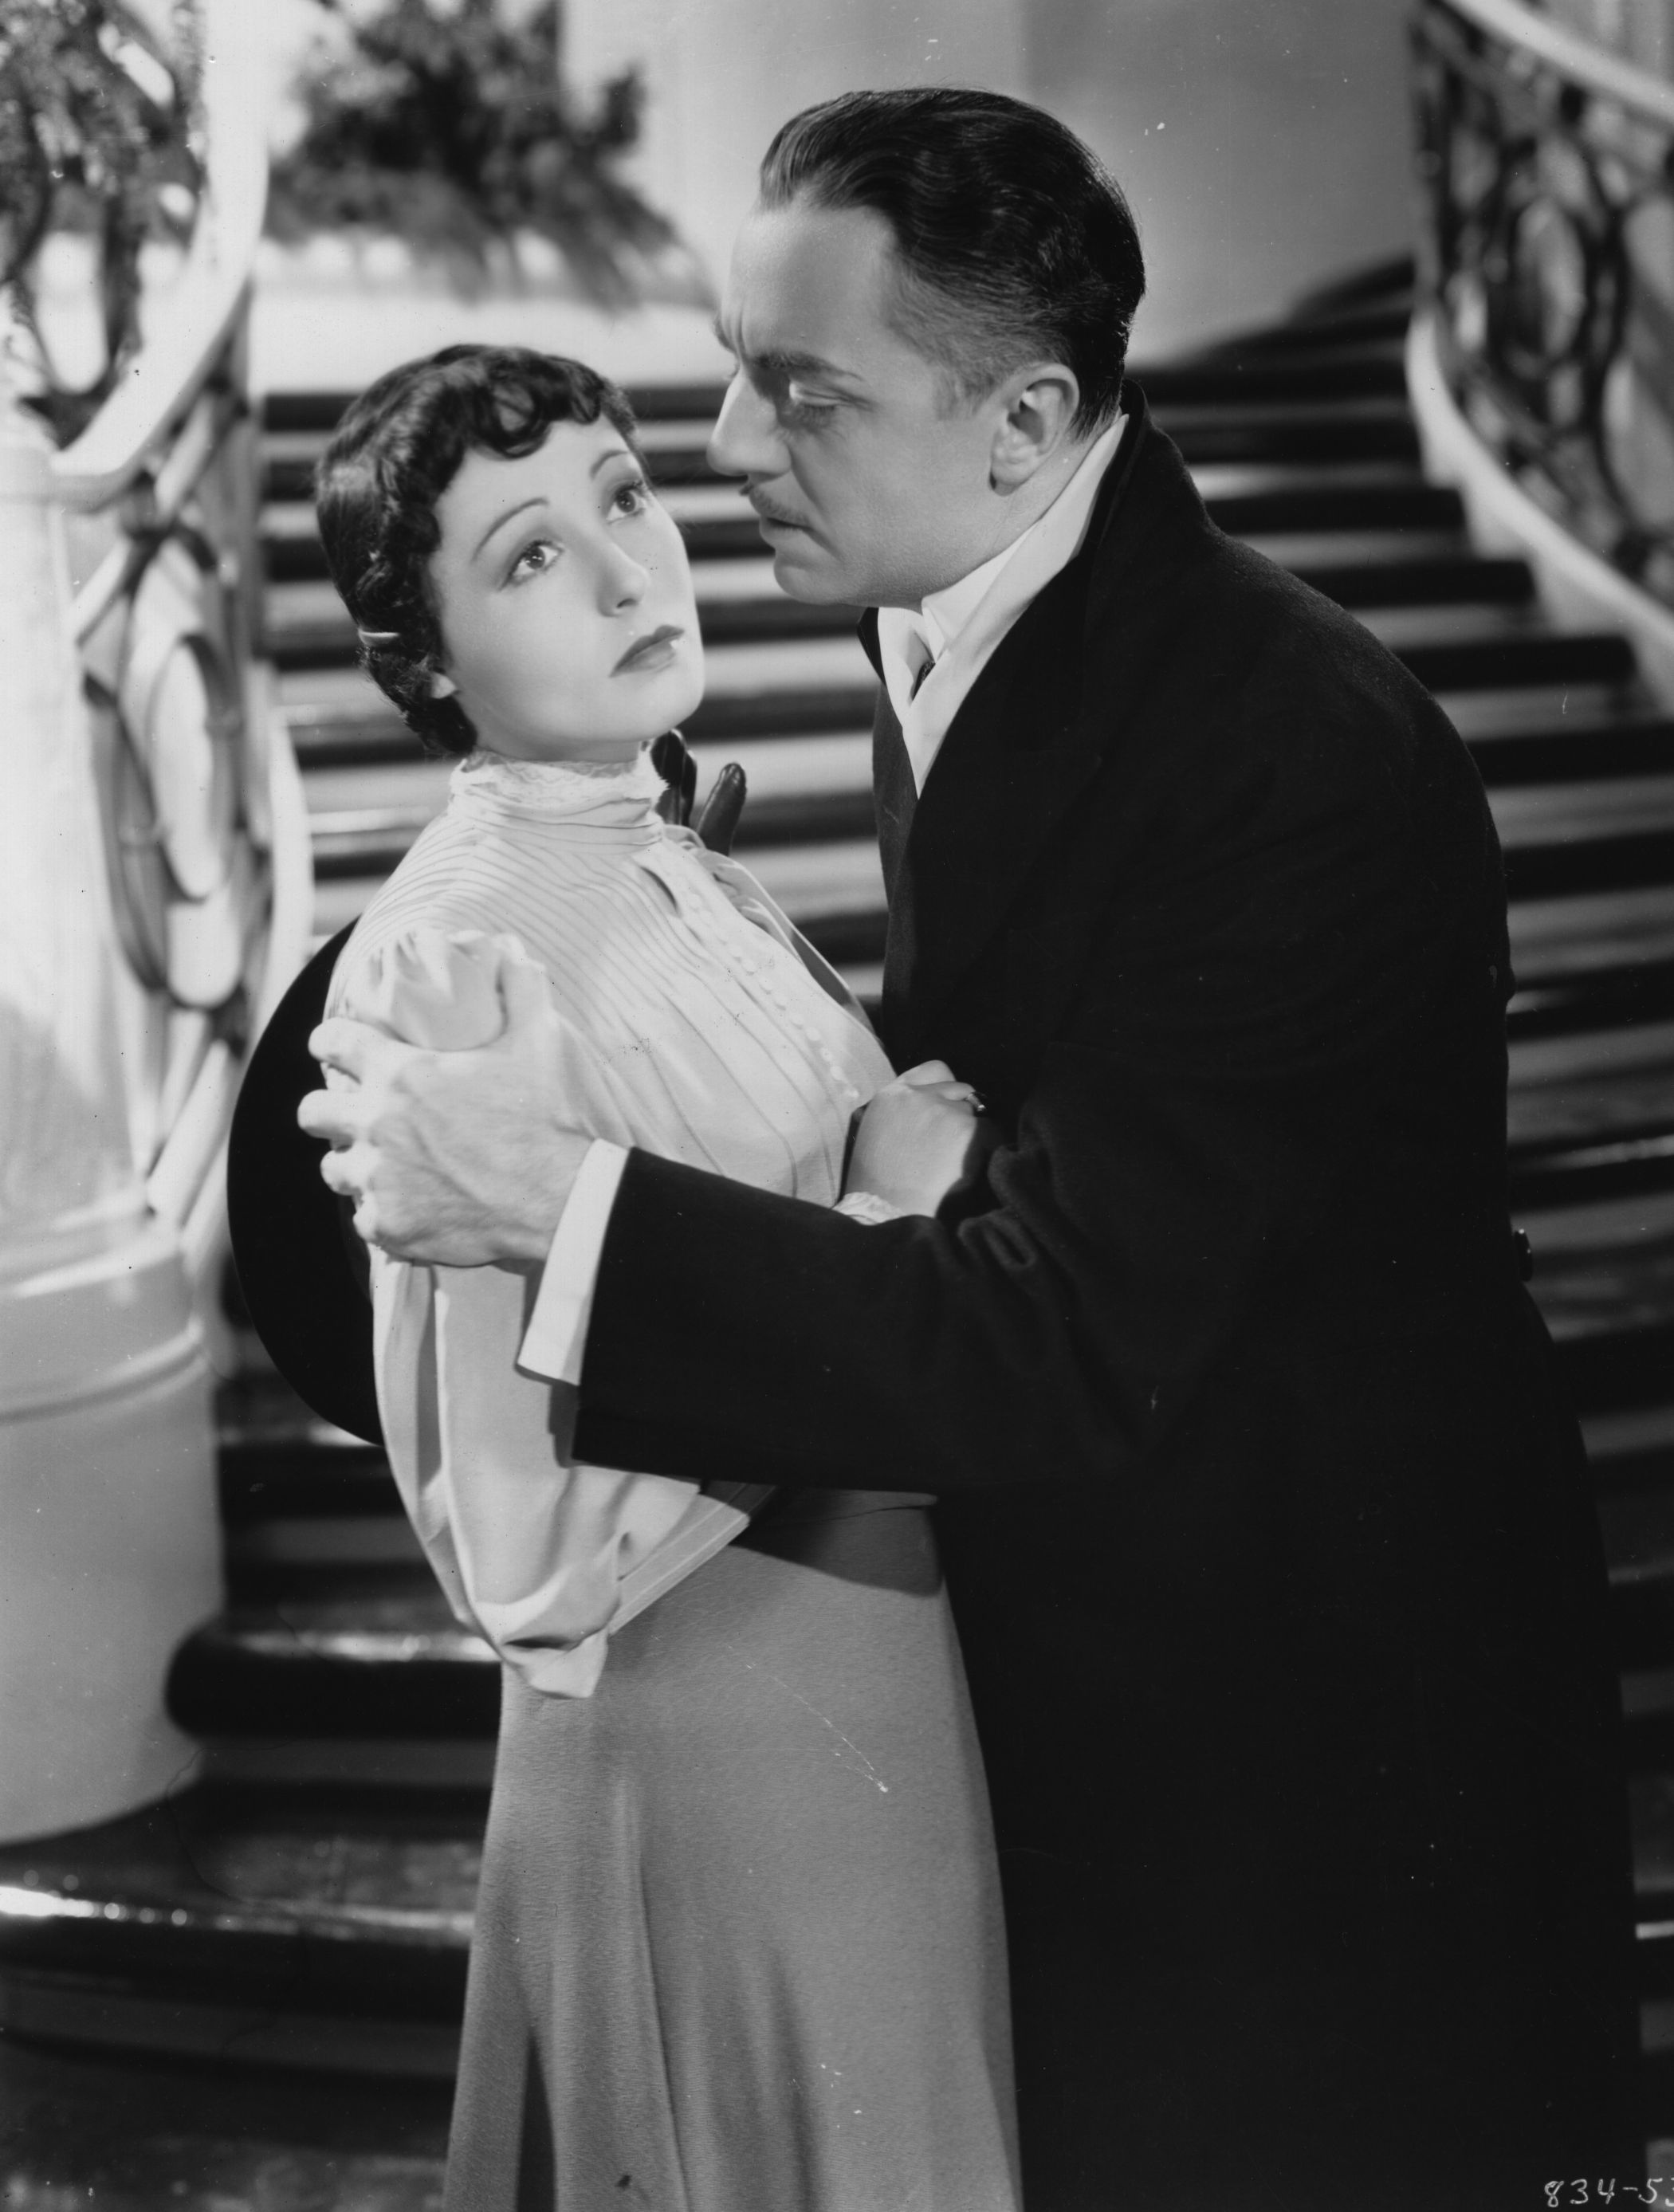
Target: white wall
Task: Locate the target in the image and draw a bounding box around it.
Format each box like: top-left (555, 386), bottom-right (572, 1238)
top-left (567, 0), bottom-right (1417, 356)
top-left (562, 0), bottom-right (1027, 305)
top-left (1024, 0), bottom-right (1418, 356)
top-left (239, 0), bottom-right (1421, 359)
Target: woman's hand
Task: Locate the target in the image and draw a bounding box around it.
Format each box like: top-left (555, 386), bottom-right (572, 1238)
top-left (847, 1060), bottom-right (984, 1218)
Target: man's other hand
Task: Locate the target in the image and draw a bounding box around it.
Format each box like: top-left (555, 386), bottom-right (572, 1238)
top-left (299, 953), bottom-right (589, 1267)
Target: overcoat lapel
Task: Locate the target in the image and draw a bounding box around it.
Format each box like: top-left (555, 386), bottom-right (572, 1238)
top-left (873, 391), bottom-right (1157, 1037)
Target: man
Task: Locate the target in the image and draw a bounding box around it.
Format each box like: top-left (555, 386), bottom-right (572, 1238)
top-left (302, 89), bottom-right (1639, 2209)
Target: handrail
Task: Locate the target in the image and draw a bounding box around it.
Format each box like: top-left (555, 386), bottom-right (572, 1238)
top-left (1411, 0), bottom-right (1674, 611)
top-left (1441, 0), bottom-right (1674, 130)
top-left (53, 0), bottom-right (267, 513)
top-left (37, 0), bottom-right (313, 1350)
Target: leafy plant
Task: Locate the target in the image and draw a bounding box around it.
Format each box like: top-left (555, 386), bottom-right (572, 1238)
top-left (0, 0), bottom-right (202, 444)
top-left (267, 0), bottom-right (677, 304)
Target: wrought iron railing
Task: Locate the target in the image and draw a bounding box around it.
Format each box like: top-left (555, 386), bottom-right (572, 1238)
top-left (50, 1), bottom-right (311, 1338)
top-left (1412, 0), bottom-right (1674, 607)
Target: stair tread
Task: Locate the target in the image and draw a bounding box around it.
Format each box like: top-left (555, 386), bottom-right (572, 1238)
top-left (0, 2039), bottom-right (446, 2209)
top-left (0, 1796), bottom-right (479, 1941)
top-left (1492, 777), bottom-right (1674, 847)
top-left (198, 1584), bottom-right (493, 1659)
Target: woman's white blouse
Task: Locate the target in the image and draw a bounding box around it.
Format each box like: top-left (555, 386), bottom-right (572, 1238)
top-left (327, 747), bottom-right (895, 1696)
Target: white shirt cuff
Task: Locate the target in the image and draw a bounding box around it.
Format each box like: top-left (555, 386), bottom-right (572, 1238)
top-left (516, 1139), bottom-right (630, 1385)
top-left (834, 1190), bottom-right (904, 1224)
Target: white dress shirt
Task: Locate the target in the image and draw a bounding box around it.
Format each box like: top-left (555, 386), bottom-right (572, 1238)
top-left (521, 412), bottom-right (1129, 1389)
top-left (874, 414), bottom-right (1126, 794)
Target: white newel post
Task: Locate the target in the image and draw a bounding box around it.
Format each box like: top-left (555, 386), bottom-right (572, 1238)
top-left (0, 387), bottom-right (219, 1841)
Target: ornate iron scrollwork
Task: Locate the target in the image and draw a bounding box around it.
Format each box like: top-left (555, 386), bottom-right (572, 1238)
top-left (1413, 0), bottom-right (1674, 605)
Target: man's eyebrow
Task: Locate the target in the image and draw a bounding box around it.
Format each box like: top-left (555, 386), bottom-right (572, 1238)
top-left (709, 316), bottom-right (861, 386)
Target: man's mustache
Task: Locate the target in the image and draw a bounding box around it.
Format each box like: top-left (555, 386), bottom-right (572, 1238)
top-left (747, 494), bottom-right (815, 534)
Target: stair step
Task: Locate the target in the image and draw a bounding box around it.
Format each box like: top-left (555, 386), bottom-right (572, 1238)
top-left (1177, 301), bottom-right (1414, 361)
top-left (1559, 1321), bottom-right (1674, 1419)
top-left (1506, 829), bottom-right (1674, 902)
top-left (1510, 963), bottom-right (1674, 1043)
top-left (198, 1736), bottom-right (497, 1796)
top-left (1283, 550), bottom-right (1531, 613)
top-left (1511, 884), bottom-right (1674, 992)
top-left (0, 1787), bottom-right (477, 2078)
top-left (1519, 1185), bottom-right (1674, 1350)
top-left (1491, 770), bottom-right (1674, 855)
top-left (1137, 348), bottom-right (1409, 407)
top-left (1393, 627), bottom-right (1637, 693)
top-left (168, 1584), bottom-right (500, 1742)
top-left (0, 2038), bottom-right (448, 2204)
top-left (1586, 1401), bottom-right (1674, 1496)
top-left (1152, 398), bottom-right (1421, 468)
top-left (1468, 713), bottom-right (1674, 788)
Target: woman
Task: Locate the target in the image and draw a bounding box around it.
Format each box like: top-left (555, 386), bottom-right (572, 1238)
top-left (310, 344), bottom-right (1018, 2211)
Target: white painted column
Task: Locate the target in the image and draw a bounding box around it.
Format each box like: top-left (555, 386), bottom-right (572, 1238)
top-left (563, 0), bottom-right (1026, 292)
top-left (0, 390), bottom-right (219, 1841)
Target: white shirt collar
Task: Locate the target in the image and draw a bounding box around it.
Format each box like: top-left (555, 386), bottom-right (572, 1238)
top-left (878, 413), bottom-right (1126, 793)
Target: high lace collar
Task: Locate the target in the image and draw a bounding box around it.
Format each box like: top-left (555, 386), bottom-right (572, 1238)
top-left (450, 744), bottom-right (667, 830)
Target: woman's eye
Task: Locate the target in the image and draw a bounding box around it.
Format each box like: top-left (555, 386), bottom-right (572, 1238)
top-left (508, 539), bottom-right (558, 583)
top-left (608, 476), bottom-right (653, 517)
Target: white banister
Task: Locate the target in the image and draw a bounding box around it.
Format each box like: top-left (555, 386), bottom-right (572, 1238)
top-left (53, 0), bottom-right (268, 513)
top-left (0, 0), bottom-right (307, 1841)
top-left (1439, 0), bottom-right (1674, 127)
top-left (0, 388), bottom-right (219, 1842)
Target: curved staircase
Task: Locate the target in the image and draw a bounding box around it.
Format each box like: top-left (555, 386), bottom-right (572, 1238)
top-left (8, 259), bottom-right (1674, 2199)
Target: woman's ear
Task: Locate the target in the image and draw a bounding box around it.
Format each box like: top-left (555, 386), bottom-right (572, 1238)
top-left (988, 364), bottom-right (1082, 492)
top-left (429, 667), bottom-right (460, 701)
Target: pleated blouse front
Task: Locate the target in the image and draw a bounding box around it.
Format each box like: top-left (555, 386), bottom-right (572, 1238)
top-left (328, 747), bottom-right (896, 1696)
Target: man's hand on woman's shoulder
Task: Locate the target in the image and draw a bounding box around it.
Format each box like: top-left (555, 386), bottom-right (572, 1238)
top-left (299, 949), bottom-right (588, 1268)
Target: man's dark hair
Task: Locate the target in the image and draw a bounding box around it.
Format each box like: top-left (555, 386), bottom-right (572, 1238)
top-left (758, 88), bottom-right (1145, 435)
top-left (313, 345), bottom-right (642, 757)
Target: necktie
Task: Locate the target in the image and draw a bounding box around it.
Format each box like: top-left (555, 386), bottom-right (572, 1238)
top-left (907, 628), bottom-right (937, 701)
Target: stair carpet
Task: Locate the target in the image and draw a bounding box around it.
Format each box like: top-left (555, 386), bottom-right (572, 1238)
top-left (8, 263), bottom-right (1674, 2193)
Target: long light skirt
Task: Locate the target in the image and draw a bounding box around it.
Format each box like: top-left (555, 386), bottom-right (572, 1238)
top-left (442, 1491), bottom-right (1020, 2212)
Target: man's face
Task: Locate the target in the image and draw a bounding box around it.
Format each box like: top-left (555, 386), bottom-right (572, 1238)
top-left (709, 198), bottom-right (1008, 610)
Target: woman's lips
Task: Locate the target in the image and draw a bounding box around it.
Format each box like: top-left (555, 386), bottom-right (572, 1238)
top-left (612, 624), bottom-right (684, 674)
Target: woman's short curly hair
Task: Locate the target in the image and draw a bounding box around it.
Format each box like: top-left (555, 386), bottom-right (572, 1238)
top-left (313, 345), bottom-right (642, 757)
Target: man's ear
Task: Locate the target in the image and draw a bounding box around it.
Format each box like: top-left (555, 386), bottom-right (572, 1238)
top-left (988, 364), bottom-right (1082, 492)
top-left (429, 666), bottom-right (460, 701)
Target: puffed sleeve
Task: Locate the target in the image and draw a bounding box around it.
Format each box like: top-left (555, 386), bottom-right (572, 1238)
top-left (334, 925), bottom-right (760, 1697)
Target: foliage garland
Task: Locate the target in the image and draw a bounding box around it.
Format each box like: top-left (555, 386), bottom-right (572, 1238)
top-left (0, 0), bottom-right (203, 445)
top-left (267, 0), bottom-right (676, 304)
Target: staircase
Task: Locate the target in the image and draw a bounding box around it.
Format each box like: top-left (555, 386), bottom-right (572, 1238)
top-left (7, 259), bottom-right (1674, 2198)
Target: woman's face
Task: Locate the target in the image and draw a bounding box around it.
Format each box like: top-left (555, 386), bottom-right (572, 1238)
top-left (426, 416), bottom-right (703, 761)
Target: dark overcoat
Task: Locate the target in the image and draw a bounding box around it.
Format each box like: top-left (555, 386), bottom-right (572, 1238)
top-left (571, 391), bottom-right (1641, 2208)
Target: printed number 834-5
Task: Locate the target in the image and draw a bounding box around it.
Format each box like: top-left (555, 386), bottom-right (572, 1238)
top-left (1548, 2186), bottom-right (1668, 2206)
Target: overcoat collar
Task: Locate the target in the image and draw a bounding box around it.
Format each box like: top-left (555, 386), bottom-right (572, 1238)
top-left (857, 383), bottom-right (1200, 1037)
